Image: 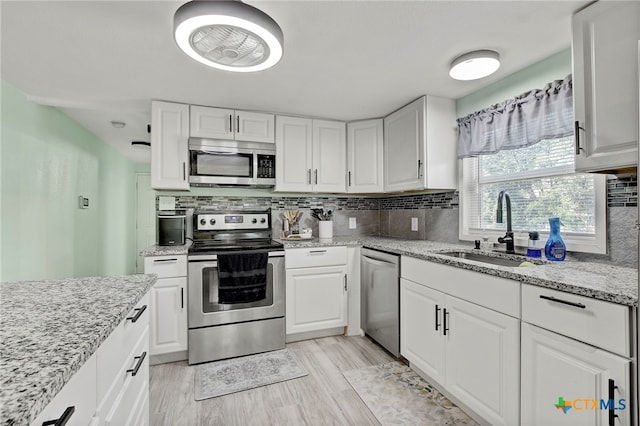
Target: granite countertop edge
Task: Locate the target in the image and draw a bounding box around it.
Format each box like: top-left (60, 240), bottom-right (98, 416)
top-left (282, 237), bottom-right (638, 308)
top-left (0, 274), bottom-right (157, 426)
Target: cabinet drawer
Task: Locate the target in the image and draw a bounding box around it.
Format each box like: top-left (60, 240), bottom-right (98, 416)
top-left (521, 284), bottom-right (631, 356)
top-left (144, 255), bottom-right (187, 278)
top-left (98, 328), bottom-right (149, 424)
top-left (97, 292), bottom-right (149, 405)
top-left (31, 353), bottom-right (97, 426)
top-left (402, 256), bottom-right (520, 318)
top-left (285, 246), bottom-right (347, 268)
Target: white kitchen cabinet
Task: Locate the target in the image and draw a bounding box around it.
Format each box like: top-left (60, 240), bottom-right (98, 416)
top-left (151, 101), bottom-right (190, 190)
top-left (572, 1), bottom-right (640, 173)
top-left (275, 116), bottom-right (346, 193)
top-left (400, 257), bottom-right (520, 426)
top-left (285, 247), bottom-right (348, 335)
top-left (384, 96), bottom-right (457, 192)
top-left (144, 256), bottom-right (188, 358)
top-left (190, 105), bottom-right (275, 143)
top-left (400, 278), bottom-right (446, 385)
top-left (347, 119), bottom-right (384, 193)
top-left (521, 323), bottom-right (631, 426)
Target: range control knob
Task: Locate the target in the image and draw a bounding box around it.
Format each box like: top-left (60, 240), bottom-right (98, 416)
top-left (209, 219), bottom-right (216, 225)
top-left (260, 218), bottom-right (266, 224)
top-left (251, 218), bottom-right (258, 224)
top-left (199, 218), bottom-right (206, 226)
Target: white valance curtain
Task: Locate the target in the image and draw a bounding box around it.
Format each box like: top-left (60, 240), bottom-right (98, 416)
top-left (457, 74), bottom-right (574, 158)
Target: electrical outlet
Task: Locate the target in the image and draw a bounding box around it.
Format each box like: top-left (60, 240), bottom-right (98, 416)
top-left (349, 217), bottom-right (357, 229)
top-left (411, 217), bottom-right (418, 231)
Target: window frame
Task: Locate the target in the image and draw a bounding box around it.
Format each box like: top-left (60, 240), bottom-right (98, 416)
top-left (458, 155), bottom-right (608, 255)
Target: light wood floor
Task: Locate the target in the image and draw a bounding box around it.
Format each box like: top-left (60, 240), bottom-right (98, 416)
top-left (149, 335), bottom-right (395, 425)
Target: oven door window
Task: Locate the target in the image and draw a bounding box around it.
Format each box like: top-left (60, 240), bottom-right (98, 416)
top-left (201, 263), bottom-right (274, 312)
top-left (191, 151), bottom-right (253, 177)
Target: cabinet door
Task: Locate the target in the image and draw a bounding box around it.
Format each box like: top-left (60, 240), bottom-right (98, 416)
top-left (347, 119), bottom-right (383, 193)
top-left (399, 278), bottom-right (446, 386)
top-left (384, 97), bottom-right (426, 192)
top-left (312, 119), bottom-right (346, 193)
top-left (521, 323), bottom-right (631, 426)
top-left (445, 295), bottom-right (520, 426)
top-left (573, 1), bottom-right (639, 172)
top-left (285, 265), bottom-right (348, 334)
top-left (189, 105), bottom-right (234, 140)
top-left (236, 110), bottom-right (275, 143)
top-left (149, 277), bottom-right (187, 355)
top-left (151, 101), bottom-right (189, 190)
top-left (275, 115), bottom-right (313, 192)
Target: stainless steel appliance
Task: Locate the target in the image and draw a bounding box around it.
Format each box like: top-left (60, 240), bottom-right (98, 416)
top-left (187, 209), bottom-right (285, 364)
top-left (189, 139), bottom-right (276, 187)
top-left (361, 248), bottom-right (400, 357)
top-left (157, 210), bottom-right (186, 246)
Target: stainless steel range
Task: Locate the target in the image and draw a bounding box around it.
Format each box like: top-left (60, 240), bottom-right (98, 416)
top-left (187, 209), bottom-right (285, 365)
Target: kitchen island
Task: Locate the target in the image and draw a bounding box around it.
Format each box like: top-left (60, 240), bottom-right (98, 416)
top-left (0, 274), bottom-right (156, 426)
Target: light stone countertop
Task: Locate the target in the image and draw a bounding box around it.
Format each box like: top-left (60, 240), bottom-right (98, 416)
top-left (140, 242), bottom-right (191, 256)
top-left (0, 274), bottom-right (157, 426)
top-left (281, 236), bottom-right (638, 307)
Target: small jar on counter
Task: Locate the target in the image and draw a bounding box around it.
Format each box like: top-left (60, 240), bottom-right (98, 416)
top-left (526, 231), bottom-right (542, 258)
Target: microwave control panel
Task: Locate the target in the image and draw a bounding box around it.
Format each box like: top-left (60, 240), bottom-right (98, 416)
top-left (257, 155), bottom-right (276, 179)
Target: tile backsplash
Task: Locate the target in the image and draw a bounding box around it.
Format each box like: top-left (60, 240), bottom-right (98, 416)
top-left (159, 175), bottom-right (637, 267)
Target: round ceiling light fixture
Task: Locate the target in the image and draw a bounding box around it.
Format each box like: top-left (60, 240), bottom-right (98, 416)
top-left (174, 0), bottom-right (284, 73)
top-left (449, 50), bottom-right (500, 81)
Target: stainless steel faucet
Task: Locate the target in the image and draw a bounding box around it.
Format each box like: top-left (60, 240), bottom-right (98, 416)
top-left (496, 190), bottom-right (515, 254)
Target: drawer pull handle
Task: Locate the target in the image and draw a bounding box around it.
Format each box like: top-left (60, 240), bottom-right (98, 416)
top-left (309, 250), bottom-right (327, 254)
top-left (153, 258), bottom-right (178, 263)
top-left (42, 406), bottom-right (75, 426)
top-left (608, 379), bottom-right (619, 426)
top-left (126, 351), bottom-right (147, 377)
top-left (435, 304), bottom-right (440, 331)
top-left (539, 295), bottom-right (586, 309)
top-left (126, 305), bottom-right (147, 323)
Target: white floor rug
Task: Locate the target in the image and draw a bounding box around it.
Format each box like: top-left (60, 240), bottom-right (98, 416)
top-left (194, 349), bottom-right (308, 400)
top-left (343, 362), bottom-right (478, 425)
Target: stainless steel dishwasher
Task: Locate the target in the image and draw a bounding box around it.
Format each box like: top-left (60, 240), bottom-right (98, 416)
top-left (360, 248), bottom-right (400, 357)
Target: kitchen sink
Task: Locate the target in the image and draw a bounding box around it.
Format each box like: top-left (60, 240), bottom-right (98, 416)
top-left (437, 251), bottom-right (534, 267)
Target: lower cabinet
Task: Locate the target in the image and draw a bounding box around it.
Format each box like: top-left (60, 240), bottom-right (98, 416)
top-left (285, 247), bottom-right (348, 335)
top-left (149, 277), bottom-right (187, 355)
top-left (286, 265), bottom-right (348, 334)
top-left (521, 323), bottom-right (631, 426)
top-left (400, 257), bottom-right (520, 426)
top-left (144, 256), bottom-right (188, 357)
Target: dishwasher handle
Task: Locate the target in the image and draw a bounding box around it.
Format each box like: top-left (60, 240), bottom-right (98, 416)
top-left (362, 255), bottom-right (398, 266)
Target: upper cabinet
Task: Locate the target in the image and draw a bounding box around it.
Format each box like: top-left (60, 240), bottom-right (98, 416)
top-left (347, 119), bottom-right (384, 193)
top-left (383, 96), bottom-right (457, 192)
top-left (572, 1), bottom-right (640, 173)
top-left (151, 101), bottom-right (190, 191)
top-left (190, 105), bottom-right (275, 143)
top-left (275, 116), bottom-right (346, 193)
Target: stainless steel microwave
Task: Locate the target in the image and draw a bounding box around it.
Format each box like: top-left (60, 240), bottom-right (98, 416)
top-left (189, 139), bottom-right (276, 187)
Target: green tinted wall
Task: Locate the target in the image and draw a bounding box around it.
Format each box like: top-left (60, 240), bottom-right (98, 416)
top-left (1, 80), bottom-right (137, 281)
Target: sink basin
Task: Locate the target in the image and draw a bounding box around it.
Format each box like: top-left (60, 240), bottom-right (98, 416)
top-left (438, 251), bottom-right (532, 267)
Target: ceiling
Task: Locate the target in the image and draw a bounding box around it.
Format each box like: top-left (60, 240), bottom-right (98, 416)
top-left (1, 0), bottom-right (589, 163)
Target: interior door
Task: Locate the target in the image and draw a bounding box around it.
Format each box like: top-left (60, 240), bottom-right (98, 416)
top-left (135, 174), bottom-right (155, 273)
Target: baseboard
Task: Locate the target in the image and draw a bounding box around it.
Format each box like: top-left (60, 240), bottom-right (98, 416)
top-left (150, 350), bottom-right (188, 366)
top-left (285, 327), bottom-right (345, 343)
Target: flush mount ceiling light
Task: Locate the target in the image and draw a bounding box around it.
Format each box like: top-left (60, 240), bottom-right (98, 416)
top-left (449, 50), bottom-right (500, 81)
top-left (174, 0), bottom-right (283, 73)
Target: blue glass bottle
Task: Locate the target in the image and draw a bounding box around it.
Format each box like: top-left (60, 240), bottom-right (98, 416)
top-left (544, 217), bottom-right (566, 261)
